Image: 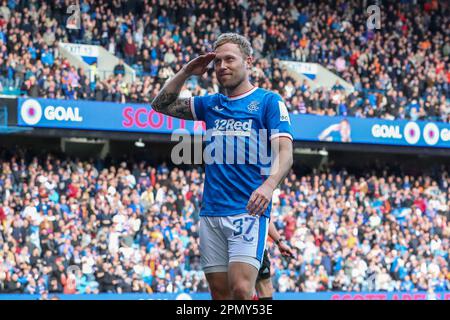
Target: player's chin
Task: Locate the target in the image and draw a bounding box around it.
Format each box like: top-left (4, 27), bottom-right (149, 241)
top-left (219, 78), bottom-right (239, 88)
top-left (217, 79), bottom-right (230, 87)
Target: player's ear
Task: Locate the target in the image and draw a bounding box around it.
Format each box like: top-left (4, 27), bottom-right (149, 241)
top-left (245, 55), bottom-right (253, 70)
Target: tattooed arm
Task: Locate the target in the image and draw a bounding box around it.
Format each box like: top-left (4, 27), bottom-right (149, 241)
top-left (151, 53), bottom-right (216, 120)
top-left (151, 75), bottom-right (193, 120)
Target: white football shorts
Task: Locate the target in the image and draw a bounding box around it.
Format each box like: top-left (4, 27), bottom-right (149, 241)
top-left (199, 212), bottom-right (269, 273)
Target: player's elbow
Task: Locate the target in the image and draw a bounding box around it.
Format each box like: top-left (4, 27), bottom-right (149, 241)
top-left (150, 100), bottom-right (163, 113)
top-left (150, 101), bottom-right (159, 112)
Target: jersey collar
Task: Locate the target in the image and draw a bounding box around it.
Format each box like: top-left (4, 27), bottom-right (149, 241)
top-left (227, 86), bottom-right (258, 101)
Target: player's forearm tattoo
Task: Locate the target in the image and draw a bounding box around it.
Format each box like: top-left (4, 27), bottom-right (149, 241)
top-left (152, 92), bottom-right (178, 111)
top-left (151, 92), bottom-right (193, 120)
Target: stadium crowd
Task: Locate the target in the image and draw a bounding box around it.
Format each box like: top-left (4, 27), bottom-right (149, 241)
top-left (0, 0), bottom-right (448, 122)
top-left (0, 147), bottom-right (449, 295)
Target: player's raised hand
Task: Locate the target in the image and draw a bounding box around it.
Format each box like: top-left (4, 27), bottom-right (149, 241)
top-left (246, 183), bottom-right (274, 216)
top-left (182, 52), bottom-right (216, 76)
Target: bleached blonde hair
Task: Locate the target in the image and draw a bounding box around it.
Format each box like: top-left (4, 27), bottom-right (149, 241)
top-left (213, 33), bottom-right (253, 57)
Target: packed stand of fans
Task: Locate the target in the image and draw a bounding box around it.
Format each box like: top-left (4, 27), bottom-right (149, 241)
top-left (0, 149), bottom-right (208, 294)
top-left (0, 0), bottom-right (448, 122)
top-left (0, 148), bottom-right (449, 295)
top-left (272, 168), bottom-right (449, 292)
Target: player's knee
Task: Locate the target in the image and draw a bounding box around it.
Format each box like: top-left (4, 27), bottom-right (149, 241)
top-left (210, 284), bottom-right (231, 300)
top-left (231, 281), bottom-right (253, 300)
top-left (208, 280), bottom-right (231, 300)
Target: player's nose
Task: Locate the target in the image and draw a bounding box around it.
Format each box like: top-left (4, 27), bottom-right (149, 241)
top-left (216, 60), bottom-right (228, 71)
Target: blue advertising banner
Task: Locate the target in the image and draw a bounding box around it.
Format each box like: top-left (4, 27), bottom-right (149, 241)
top-left (296, 114), bottom-right (450, 149)
top-left (1, 291), bottom-right (449, 300)
top-left (17, 98), bottom-right (450, 149)
top-left (17, 97), bottom-right (205, 134)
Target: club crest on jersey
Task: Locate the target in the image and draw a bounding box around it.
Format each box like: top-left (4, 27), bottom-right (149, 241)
top-left (247, 101), bottom-right (259, 112)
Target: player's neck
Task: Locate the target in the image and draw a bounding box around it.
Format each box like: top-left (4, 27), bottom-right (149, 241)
top-left (224, 81), bottom-right (255, 98)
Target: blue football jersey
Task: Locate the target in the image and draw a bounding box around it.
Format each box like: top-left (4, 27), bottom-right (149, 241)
top-left (190, 87), bottom-right (293, 218)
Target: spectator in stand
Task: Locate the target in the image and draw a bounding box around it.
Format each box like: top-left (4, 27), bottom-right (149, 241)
top-left (114, 59), bottom-right (126, 76)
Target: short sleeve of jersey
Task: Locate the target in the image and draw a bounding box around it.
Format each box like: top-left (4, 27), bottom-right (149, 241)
top-left (264, 93), bottom-right (294, 141)
top-left (191, 95), bottom-right (213, 121)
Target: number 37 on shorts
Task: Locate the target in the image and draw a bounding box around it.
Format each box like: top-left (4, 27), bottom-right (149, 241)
top-left (232, 216), bottom-right (257, 241)
top-left (228, 213), bottom-right (269, 265)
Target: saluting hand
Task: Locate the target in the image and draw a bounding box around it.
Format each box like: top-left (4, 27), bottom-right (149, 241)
top-left (182, 52), bottom-right (216, 76)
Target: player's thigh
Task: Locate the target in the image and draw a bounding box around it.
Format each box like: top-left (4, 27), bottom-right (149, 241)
top-left (228, 261), bottom-right (259, 297)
